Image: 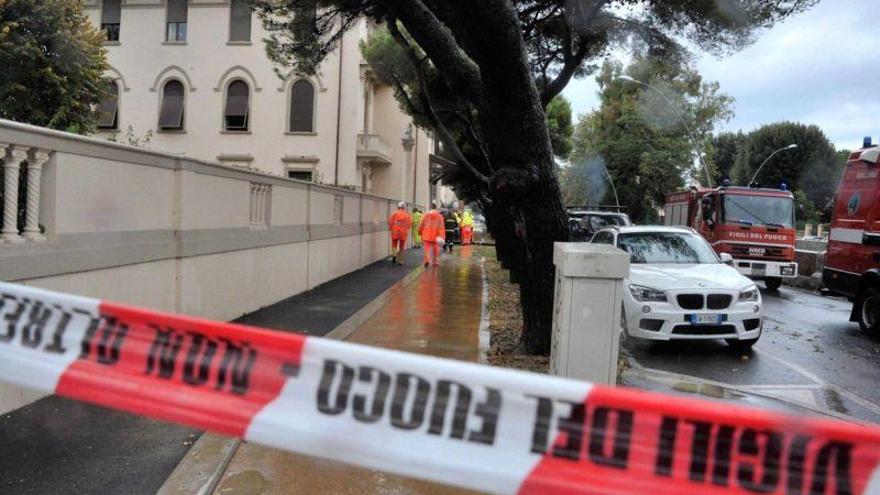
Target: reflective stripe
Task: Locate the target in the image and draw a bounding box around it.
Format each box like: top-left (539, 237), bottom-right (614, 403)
top-left (830, 227), bottom-right (865, 244)
top-left (710, 240), bottom-right (792, 248)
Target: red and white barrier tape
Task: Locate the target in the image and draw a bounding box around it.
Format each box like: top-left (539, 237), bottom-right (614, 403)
top-left (1, 281), bottom-right (879, 494)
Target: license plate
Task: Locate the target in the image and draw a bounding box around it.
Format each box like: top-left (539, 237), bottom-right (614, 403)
top-left (690, 314), bottom-right (723, 325)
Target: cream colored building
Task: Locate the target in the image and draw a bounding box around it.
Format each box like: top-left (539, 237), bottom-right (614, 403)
top-left (82, 0), bottom-right (438, 205)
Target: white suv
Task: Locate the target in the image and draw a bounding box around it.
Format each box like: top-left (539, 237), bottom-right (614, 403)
top-left (591, 226), bottom-right (763, 350)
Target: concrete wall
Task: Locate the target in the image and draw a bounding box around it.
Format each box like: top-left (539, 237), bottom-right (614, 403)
top-left (0, 119), bottom-right (401, 413)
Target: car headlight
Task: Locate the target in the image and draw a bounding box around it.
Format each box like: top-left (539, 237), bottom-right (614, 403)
top-left (628, 285), bottom-right (667, 302)
top-left (739, 285), bottom-right (760, 302)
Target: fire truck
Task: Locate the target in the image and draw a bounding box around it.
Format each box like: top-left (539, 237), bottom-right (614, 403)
top-left (664, 185), bottom-right (798, 290)
top-left (822, 140), bottom-right (880, 334)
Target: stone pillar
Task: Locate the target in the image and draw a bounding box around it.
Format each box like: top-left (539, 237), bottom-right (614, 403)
top-left (1, 145), bottom-right (28, 244)
top-left (816, 223), bottom-right (824, 238)
top-left (804, 223), bottom-right (812, 238)
top-left (22, 149), bottom-right (49, 242)
top-left (249, 183), bottom-right (257, 229)
top-left (551, 242), bottom-right (630, 384)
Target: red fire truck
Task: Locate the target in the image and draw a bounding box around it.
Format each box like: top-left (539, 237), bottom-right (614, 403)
top-left (822, 143), bottom-right (880, 334)
top-left (664, 186), bottom-right (798, 290)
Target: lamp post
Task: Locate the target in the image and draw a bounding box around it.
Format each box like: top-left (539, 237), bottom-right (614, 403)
top-left (618, 75), bottom-right (712, 187)
top-left (600, 161), bottom-right (621, 208)
top-left (749, 144), bottom-right (798, 186)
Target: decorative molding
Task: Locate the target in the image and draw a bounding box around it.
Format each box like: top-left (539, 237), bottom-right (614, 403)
top-left (213, 65), bottom-right (262, 93)
top-left (104, 66), bottom-right (131, 92)
top-left (217, 153), bottom-right (254, 162)
top-left (277, 70), bottom-right (328, 93)
top-left (150, 65), bottom-right (197, 92)
top-left (282, 155), bottom-right (320, 164)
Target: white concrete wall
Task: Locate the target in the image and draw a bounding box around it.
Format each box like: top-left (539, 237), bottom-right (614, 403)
top-left (0, 119), bottom-right (404, 414)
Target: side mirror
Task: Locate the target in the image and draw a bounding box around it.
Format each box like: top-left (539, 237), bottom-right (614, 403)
top-left (719, 253), bottom-right (734, 265)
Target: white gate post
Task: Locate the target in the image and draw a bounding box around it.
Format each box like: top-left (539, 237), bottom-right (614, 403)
top-left (551, 242), bottom-right (630, 384)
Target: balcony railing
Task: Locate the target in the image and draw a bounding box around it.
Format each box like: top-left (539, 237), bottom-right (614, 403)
top-left (1, 146), bottom-right (48, 244)
top-left (356, 133), bottom-right (391, 165)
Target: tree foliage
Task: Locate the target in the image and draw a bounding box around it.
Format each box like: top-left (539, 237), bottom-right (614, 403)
top-left (568, 56), bottom-right (733, 222)
top-left (546, 96), bottom-right (573, 159)
top-left (252, 0), bottom-right (817, 353)
top-left (0, 0), bottom-right (107, 133)
top-left (730, 122), bottom-right (839, 208)
top-left (710, 131), bottom-right (748, 183)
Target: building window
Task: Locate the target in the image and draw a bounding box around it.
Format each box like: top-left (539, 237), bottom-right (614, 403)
top-left (158, 79), bottom-right (185, 130)
top-left (229, 0), bottom-right (251, 42)
top-left (96, 79), bottom-right (120, 130)
top-left (224, 80), bottom-right (250, 131)
top-left (166, 0), bottom-right (188, 42)
top-left (289, 80), bottom-right (315, 133)
top-left (293, 0), bottom-right (317, 43)
top-left (287, 170), bottom-right (313, 182)
top-left (101, 0), bottom-right (121, 42)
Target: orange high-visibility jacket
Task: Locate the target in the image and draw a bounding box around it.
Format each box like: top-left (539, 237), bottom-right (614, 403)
top-left (388, 209), bottom-right (412, 240)
top-left (418, 210), bottom-right (446, 242)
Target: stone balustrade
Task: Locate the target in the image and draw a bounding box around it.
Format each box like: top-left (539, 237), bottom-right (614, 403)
top-left (0, 144), bottom-right (49, 244)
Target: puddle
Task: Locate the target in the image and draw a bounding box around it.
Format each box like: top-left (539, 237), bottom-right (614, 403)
top-left (217, 470), bottom-right (270, 495)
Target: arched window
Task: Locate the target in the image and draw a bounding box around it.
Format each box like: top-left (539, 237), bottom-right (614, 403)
top-left (159, 79), bottom-right (185, 130)
top-left (224, 80), bottom-right (250, 131)
top-left (97, 79), bottom-right (120, 130)
top-left (289, 80), bottom-right (315, 133)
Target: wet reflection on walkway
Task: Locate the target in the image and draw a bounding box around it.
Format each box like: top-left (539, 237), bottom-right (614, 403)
top-left (214, 248), bottom-right (486, 495)
top-left (349, 245), bottom-right (483, 361)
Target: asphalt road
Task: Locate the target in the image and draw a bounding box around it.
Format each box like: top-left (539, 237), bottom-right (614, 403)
top-left (625, 284), bottom-right (880, 423)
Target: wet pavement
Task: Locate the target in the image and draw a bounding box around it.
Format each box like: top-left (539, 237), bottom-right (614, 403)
top-left (213, 246), bottom-right (486, 495)
top-left (625, 284), bottom-right (880, 423)
top-left (0, 251), bottom-right (424, 495)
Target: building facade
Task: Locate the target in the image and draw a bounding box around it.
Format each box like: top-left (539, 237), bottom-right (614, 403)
top-left (83, 0), bottom-right (436, 205)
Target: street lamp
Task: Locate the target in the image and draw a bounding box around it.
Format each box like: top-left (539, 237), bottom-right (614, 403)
top-left (749, 144), bottom-right (798, 186)
top-left (618, 75), bottom-right (712, 187)
top-left (599, 160), bottom-right (621, 208)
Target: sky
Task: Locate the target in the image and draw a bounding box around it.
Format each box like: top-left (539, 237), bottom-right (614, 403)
top-left (562, 0), bottom-right (879, 151)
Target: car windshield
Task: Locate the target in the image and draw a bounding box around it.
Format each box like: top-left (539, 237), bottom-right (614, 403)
top-left (723, 194), bottom-right (794, 228)
top-left (617, 232), bottom-right (719, 264)
top-left (582, 214), bottom-right (628, 230)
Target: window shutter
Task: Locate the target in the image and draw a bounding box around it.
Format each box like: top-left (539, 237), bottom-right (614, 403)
top-left (224, 80), bottom-right (249, 130)
top-left (167, 0), bottom-right (188, 23)
top-left (97, 80), bottom-right (119, 129)
top-left (159, 80), bottom-right (185, 129)
top-left (289, 80), bottom-right (315, 133)
top-left (101, 0), bottom-right (121, 24)
top-left (229, 0), bottom-right (251, 42)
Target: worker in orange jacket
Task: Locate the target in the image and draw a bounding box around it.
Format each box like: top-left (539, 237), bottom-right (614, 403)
top-left (388, 201), bottom-right (413, 265)
top-left (418, 201), bottom-right (446, 267)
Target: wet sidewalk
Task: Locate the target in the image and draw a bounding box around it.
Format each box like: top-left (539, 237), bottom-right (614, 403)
top-left (212, 246), bottom-right (487, 495)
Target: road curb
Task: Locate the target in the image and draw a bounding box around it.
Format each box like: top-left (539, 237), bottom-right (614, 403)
top-left (155, 261), bottom-right (425, 495)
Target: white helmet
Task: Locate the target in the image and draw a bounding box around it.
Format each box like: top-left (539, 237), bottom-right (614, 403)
top-left (398, 201), bottom-right (406, 208)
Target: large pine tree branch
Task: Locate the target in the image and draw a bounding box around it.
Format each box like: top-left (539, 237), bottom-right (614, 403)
top-left (387, 20), bottom-right (490, 185)
top-left (381, 0), bottom-right (483, 103)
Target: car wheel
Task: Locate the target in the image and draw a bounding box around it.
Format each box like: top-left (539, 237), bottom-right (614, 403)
top-left (764, 277), bottom-right (783, 291)
top-left (856, 286), bottom-right (880, 335)
top-left (726, 336), bottom-right (759, 352)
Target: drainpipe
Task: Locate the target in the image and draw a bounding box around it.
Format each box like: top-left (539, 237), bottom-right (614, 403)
top-left (333, 22), bottom-right (344, 186)
top-left (412, 129), bottom-right (418, 204)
